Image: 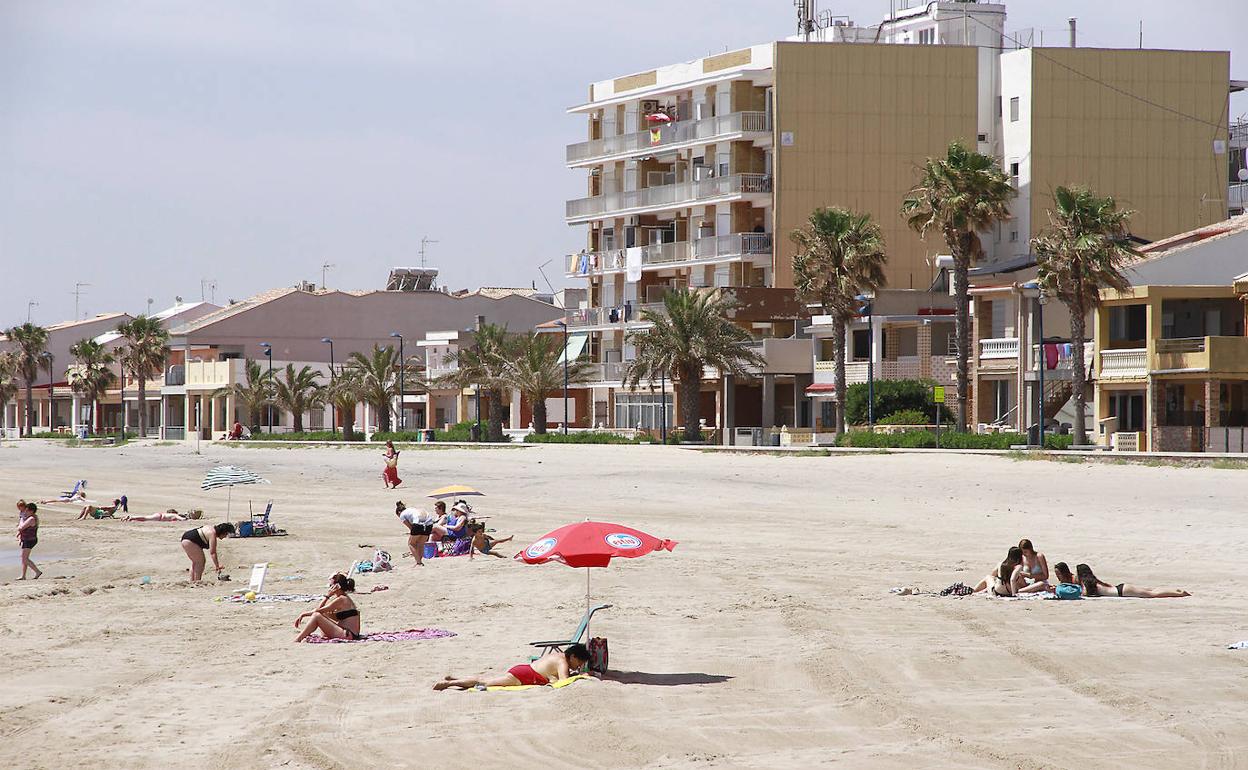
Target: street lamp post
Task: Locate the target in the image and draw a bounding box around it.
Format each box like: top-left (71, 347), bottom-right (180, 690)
top-left (390, 332), bottom-right (405, 431)
top-left (660, 369), bottom-right (668, 443)
top-left (1023, 281), bottom-right (1045, 446)
top-left (555, 321), bottom-right (569, 435)
top-left (321, 338), bottom-right (336, 438)
top-left (260, 342), bottom-right (272, 434)
top-left (856, 295), bottom-right (875, 428)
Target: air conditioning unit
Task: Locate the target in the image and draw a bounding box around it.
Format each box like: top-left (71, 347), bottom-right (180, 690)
top-left (640, 99), bottom-right (660, 114)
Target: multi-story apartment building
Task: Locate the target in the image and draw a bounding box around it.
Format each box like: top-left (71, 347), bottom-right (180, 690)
top-left (560, 1), bottom-right (1235, 441)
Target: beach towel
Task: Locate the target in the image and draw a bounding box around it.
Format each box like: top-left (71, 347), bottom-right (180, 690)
top-left (216, 593), bottom-right (321, 603)
top-left (304, 628), bottom-right (456, 644)
top-left (477, 674), bottom-right (592, 692)
top-left (1228, 641), bottom-right (1248, 650)
top-left (939, 582), bottom-right (974, 597)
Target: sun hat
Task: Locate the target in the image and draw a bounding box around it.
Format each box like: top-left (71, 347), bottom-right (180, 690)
top-left (451, 500), bottom-right (472, 514)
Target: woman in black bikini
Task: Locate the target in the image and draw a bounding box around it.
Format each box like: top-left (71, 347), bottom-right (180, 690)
top-left (17, 501), bottom-right (42, 580)
top-left (294, 573), bottom-right (362, 642)
top-left (1075, 563), bottom-right (1190, 598)
top-left (180, 522), bottom-right (235, 581)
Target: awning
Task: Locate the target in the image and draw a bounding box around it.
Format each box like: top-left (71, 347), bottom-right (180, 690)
top-left (557, 332), bottom-right (589, 365)
top-left (804, 382), bottom-right (837, 397)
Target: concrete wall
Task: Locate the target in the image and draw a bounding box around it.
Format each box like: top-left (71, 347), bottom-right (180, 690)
top-left (772, 41), bottom-right (979, 292)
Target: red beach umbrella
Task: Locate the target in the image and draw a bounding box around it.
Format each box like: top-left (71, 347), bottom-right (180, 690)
top-left (515, 521), bottom-right (678, 614)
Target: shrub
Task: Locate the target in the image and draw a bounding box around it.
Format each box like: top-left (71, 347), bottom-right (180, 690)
top-left (525, 431), bottom-right (643, 444)
top-left (1043, 434), bottom-right (1074, 450)
top-left (837, 429), bottom-right (1031, 450)
top-left (375, 422), bottom-right (511, 443)
top-left (244, 431), bottom-right (358, 442)
top-left (28, 431), bottom-right (136, 440)
top-left (844, 379), bottom-right (938, 425)
top-left (878, 409), bottom-right (929, 426)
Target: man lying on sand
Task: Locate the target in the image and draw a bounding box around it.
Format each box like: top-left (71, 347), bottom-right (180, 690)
top-left (434, 644), bottom-right (590, 690)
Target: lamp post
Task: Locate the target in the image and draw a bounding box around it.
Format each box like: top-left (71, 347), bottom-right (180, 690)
top-left (555, 321), bottom-right (569, 435)
top-left (40, 351), bottom-right (53, 432)
top-left (1023, 281), bottom-right (1045, 446)
top-left (390, 332), bottom-right (405, 431)
top-left (260, 342), bottom-right (272, 434)
top-left (660, 368), bottom-right (668, 444)
top-left (321, 338), bottom-right (336, 438)
top-left (856, 294), bottom-right (875, 428)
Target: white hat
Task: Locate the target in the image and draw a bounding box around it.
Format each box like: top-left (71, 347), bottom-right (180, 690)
top-left (451, 500), bottom-right (472, 514)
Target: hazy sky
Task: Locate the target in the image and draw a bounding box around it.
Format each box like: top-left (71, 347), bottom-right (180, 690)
top-left (2, 1), bottom-right (1242, 327)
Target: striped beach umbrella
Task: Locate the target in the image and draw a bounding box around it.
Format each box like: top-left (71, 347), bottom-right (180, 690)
top-left (201, 465), bottom-right (270, 517)
top-left (427, 484), bottom-right (484, 500)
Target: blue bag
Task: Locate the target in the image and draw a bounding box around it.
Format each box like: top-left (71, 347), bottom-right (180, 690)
top-left (1055, 583), bottom-right (1082, 600)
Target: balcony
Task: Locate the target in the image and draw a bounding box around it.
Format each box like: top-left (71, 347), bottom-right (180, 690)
top-left (567, 233), bottom-right (772, 277)
top-left (1230, 183), bottom-right (1248, 211)
top-left (978, 337), bottom-right (1020, 361)
top-left (182, 360), bottom-right (242, 390)
top-left (1026, 342), bottom-right (1093, 380)
top-left (1099, 348), bottom-right (1147, 380)
top-left (565, 302), bottom-right (667, 330)
top-left (567, 111), bottom-right (770, 167)
top-left (1153, 336), bottom-right (1248, 374)
top-left (567, 173), bottom-right (771, 223)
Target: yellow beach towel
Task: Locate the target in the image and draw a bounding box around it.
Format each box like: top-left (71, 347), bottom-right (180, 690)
top-left (480, 674), bottom-right (591, 692)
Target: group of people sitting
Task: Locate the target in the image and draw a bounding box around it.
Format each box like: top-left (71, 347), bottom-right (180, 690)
top-left (395, 499), bottom-right (513, 565)
top-left (972, 538), bottom-right (1191, 599)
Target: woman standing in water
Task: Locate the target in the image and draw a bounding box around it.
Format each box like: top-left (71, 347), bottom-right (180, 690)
top-left (382, 441), bottom-right (402, 489)
top-left (16, 501), bottom-right (42, 580)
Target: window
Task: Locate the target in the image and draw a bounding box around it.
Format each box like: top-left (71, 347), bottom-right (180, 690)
top-left (1009, 161), bottom-right (1019, 188)
top-left (996, 96), bottom-right (1002, 118)
top-left (1009, 230), bottom-right (1018, 243)
top-left (851, 329), bottom-right (870, 361)
top-left (917, 28), bottom-right (935, 45)
top-left (1009, 97), bottom-right (1020, 122)
top-left (613, 393), bottom-right (673, 430)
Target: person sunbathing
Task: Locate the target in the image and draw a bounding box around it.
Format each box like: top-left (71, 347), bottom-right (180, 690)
top-left (40, 481), bottom-right (88, 505)
top-left (969, 547), bottom-right (1025, 596)
top-left (125, 509), bottom-right (200, 522)
top-left (77, 499), bottom-right (123, 520)
top-left (294, 573), bottom-right (362, 642)
top-left (468, 520), bottom-right (513, 559)
top-left (1075, 563), bottom-right (1191, 598)
top-left (1018, 538), bottom-right (1049, 586)
top-left (434, 644), bottom-right (590, 690)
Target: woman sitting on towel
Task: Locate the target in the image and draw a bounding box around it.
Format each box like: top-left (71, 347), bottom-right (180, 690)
top-left (432, 500), bottom-right (470, 542)
top-left (1018, 538), bottom-right (1049, 586)
top-left (970, 547), bottom-right (1025, 596)
top-left (294, 573), bottom-right (362, 642)
top-left (77, 498), bottom-right (123, 520)
top-left (1075, 564), bottom-right (1191, 598)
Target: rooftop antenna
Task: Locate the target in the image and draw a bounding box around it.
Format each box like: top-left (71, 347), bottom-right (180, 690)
top-left (26, 300), bottom-right (38, 323)
top-left (200, 279), bottom-right (217, 304)
top-left (537, 259), bottom-right (557, 294)
top-left (795, 0), bottom-right (815, 41)
top-left (321, 262), bottom-right (336, 289)
top-left (73, 282), bottom-right (90, 320)
top-left (419, 236), bottom-right (440, 268)
top-left (146, 297), bottom-right (154, 316)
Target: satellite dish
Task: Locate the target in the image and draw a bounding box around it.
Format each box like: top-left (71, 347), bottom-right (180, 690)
top-left (1238, 168), bottom-right (1248, 182)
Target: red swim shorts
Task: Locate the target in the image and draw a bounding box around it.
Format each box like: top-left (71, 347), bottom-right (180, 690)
top-left (507, 664), bottom-right (550, 686)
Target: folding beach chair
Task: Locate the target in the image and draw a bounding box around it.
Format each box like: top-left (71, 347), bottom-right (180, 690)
top-left (529, 603), bottom-right (612, 660)
top-left (250, 500), bottom-right (273, 535)
top-left (62, 480), bottom-right (87, 500)
top-left (248, 563), bottom-right (269, 595)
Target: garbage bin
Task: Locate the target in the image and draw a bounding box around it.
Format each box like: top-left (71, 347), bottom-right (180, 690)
top-left (1027, 423), bottom-right (1042, 446)
top-left (469, 424), bottom-right (481, 442)
top-left (78, 426), bottom-right (89, 440)
top-left (423, 429), bottom-right (435, 443)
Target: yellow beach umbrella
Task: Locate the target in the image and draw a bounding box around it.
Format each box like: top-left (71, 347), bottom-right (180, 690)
top-left (427, 484), bottom-right (485, 500)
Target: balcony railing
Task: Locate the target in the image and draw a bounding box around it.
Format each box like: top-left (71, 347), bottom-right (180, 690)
top-left (1153, 335), bottom-right (1248, 373)
top-left (1029, 342), bottom-right (1093, 375)
top-left (567, 173), bottom-right (771, 220)
top-left (567, 232), bottom-right (772, 276)
top-left (1099, 348), bottom-right (1148, 379)
top-left (586, 361), bottom-right (628, 382)
top-left (565, 301), bottom-right (667, 329)
top-left (979, 337), bottom-right (1020, 360)
top-left (1230, 183), bottom-right (1248, 210)
top-left (567, 111), bottom-right (770, 165)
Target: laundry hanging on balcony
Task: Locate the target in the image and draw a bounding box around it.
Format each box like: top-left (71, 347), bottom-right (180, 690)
top-left (625, 247), bottom-right (643, 282)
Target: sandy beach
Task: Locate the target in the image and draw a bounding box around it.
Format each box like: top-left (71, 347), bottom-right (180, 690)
top-left (1, 440), bottom-right (1246, 769)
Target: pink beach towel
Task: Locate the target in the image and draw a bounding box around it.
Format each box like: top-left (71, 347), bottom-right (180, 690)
top-left (305, 628), bottom-right (456, 644)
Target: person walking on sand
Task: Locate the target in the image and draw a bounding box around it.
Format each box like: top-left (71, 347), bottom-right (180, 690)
top-left (396, 501), bottom-right (433, 566)
top-left (294, 573), bottom-right (362, 642)
top-left (434, 644), bottom-right (591, 690)
top-left (382, 441), bottom-right (402, 489)
top-left (180, 522), bottom-right (234, 581)
top-left (16, 501), bottom-right (42, 580)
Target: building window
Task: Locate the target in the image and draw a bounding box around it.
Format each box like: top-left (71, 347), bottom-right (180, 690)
top-left (917, 28), bottom-right (935, 45)
top-left (851, 329), bottom-right (870, 361)
top-left (1009, 161), bottom-right (1019, 188)
top-left (1009, 97), bottom-right (1020, 122)
top-left (1009, 231), bottom-right (1018, 243)
top-left (613, 393), bottom-right (673, 430)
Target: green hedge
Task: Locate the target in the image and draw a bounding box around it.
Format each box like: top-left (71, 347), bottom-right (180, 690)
top-left (27, 431), bottom-right (136, 439)
top-left (525, 431), bottom-right (644, 444)
top-left (244, 431), bottom-right (361, 442)
top-left (878, 409), bottom-right (929, 426)
top-left (845, 379), bottom-right (938, 425)
top-left (837, 429), bottom-right (1076, 450)
top-left (375, 421), bottom-right (511, 443)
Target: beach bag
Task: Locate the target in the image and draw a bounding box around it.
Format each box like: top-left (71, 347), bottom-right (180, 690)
top-left (372, 550), bottom-right (392, 571)
top-left (1054, 583), bottom-right (1083, 600)
top-left (588, 637), bottom-right (608, 674)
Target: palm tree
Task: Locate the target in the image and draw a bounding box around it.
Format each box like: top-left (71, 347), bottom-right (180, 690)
top-left (623, 289), bottom-right (765, 443)
top-left (346, 344), bottom-right (420, 434)
top-left (271, 364), bottom-right (324, 433)
top-left (504, 331), bottom-right (596, 434)
top-left (1033, 185), bottom-right (1138, 446)
top-left (67, 338), bottom-right (117, 434)
top-left (325, 368), bottom-right (364, 441)
top-left (0, 351), bottom-right (19, 434)
top-left (438, 323), bottom-right (513, 442)
top-left (212, 359), bottom-right (272, 430)
top-left (5, 323), bottom-right (50, 436)
top-left (116, 315), bottom-right (169, 438)
top-left (791, 207), bottom-right (888, 435)
top-left (902, 140), bottom-right (1015, 431)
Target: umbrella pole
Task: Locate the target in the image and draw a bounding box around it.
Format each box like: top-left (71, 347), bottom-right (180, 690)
top-left (227, 486), bottom-right (232, 518)
top-left (585, 567), bottom-right (592, 639)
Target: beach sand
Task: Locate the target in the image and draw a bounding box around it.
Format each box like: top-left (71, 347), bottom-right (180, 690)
top-left (1, 440), bottom-right (1246, 769)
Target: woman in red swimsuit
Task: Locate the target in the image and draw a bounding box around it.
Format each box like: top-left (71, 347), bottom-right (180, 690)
top-left (381, 441), bottom-right (401, 489)
top-left (433, 644), bottom-right (590, 690)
